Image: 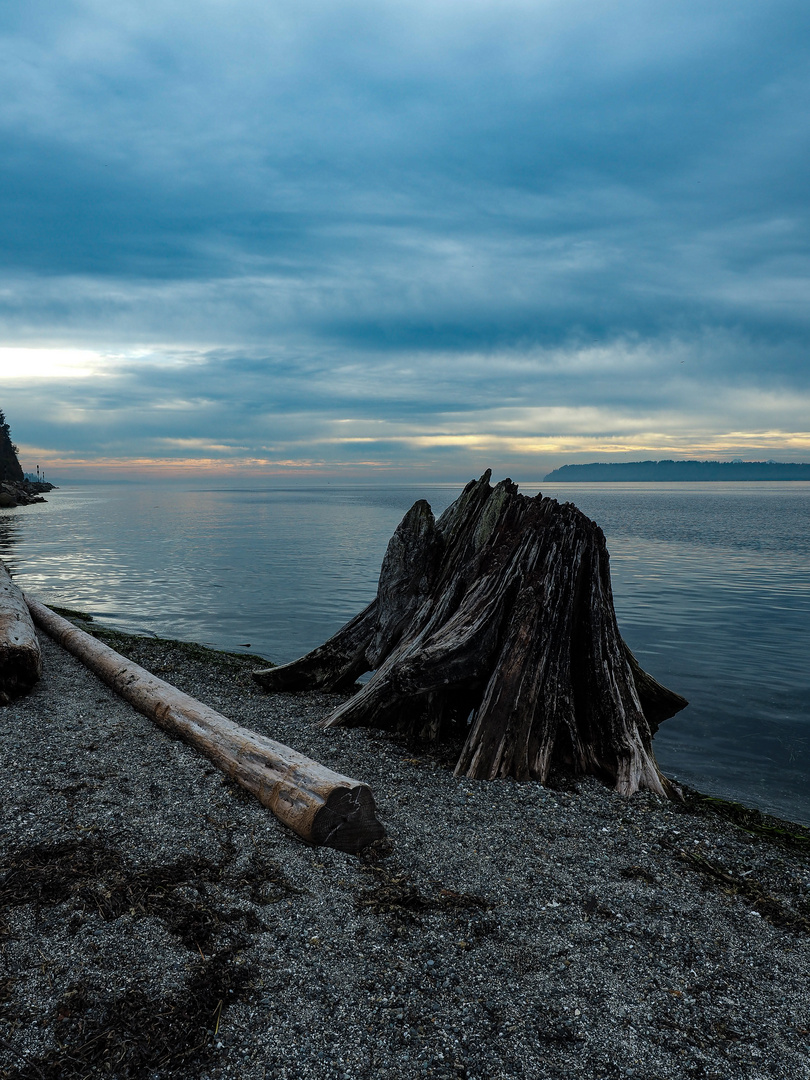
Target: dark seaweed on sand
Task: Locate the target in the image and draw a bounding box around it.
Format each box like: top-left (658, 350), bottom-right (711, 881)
top-left (0, 838), bottom-right (300, 1079)
top-left (4, 948), bottom-right (252, 1080)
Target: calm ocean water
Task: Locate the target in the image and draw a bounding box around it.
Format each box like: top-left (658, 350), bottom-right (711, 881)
top-left (3, 480), bottom-right (809, 826)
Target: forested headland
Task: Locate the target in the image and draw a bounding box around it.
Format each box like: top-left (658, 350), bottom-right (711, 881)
top-left (0, 410), bottom-right (53, 506)
top-left (544, 460), bottom-right (810, 481)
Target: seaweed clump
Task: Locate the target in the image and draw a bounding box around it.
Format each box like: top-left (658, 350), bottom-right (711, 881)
top-left (7, 949), bottom-right (252, 1080)
top-left (0, 839), bottom-right (283, 951)
top-left (0, 838), bottom-right (301, 1079)
top-left (682, 788), bottom-right (810, 852)
top-left (357, 861), bottom-right (489, 926)
top-left (677, 848), bottom-right (810, 935)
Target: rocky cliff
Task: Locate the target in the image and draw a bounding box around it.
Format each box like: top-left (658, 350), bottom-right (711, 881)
top-left (0, 411), bottom-right (52, 506)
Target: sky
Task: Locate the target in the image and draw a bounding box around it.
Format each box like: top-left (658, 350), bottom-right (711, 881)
top-left (0, 0), bottom-right (808, 482)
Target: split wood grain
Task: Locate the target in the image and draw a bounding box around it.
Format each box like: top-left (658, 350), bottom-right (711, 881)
top-left (254, 471), bottom-right (688, 798)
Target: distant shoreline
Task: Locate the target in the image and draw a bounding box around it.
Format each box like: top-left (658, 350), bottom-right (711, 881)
top-left (544, 460), bottom-right (810, 482)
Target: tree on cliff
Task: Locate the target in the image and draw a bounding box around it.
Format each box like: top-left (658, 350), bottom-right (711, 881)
top-left (0, 411), bottom-right (24, 485)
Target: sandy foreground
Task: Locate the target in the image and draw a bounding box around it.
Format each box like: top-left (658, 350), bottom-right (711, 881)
top-left (1, 618), bottom-right (809, 1080)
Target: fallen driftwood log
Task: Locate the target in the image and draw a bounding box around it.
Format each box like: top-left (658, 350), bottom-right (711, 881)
top-left (254, 471), bottom-right (688, 798)
top-left (26, 597), bottom-right (385, 852)
top-left (0, 560), bottom-right (42, 703)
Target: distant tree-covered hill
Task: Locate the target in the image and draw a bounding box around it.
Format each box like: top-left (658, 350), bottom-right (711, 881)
top-left (543, 460), bottom-right (810, 481)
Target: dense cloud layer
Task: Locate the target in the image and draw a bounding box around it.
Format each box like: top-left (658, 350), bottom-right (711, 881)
top-left (1, 0), bottom-right (808, 477)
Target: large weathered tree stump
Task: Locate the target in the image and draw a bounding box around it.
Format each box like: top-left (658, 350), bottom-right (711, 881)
top-left (253, 471), bottom-right (688, 797)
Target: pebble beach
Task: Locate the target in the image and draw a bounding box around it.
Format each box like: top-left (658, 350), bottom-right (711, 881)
top-left (1, 618), bottom-right (809, 1080)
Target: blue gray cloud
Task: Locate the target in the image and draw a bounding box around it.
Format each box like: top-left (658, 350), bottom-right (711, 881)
top-left (1, 0), bottom-right (808, 476)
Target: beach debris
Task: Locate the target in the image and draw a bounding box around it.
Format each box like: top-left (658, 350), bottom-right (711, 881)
top-left (253, 470), bottom-right (687, 797)
top-left (25, 597), bottom-right (386, 852)
top-left (356, 859), bottom-right (490, 925)
top-left (0, 559), bottom-right (42, 703)
top-left (675, 848), bottom-right (810, 934)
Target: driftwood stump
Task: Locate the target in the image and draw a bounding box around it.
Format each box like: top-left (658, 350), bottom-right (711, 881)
top-left (254, 471), bottom-right (688, 797)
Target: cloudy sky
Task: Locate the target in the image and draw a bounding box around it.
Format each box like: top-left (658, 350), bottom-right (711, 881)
top-left (0, 0), bottom-right (808, 482)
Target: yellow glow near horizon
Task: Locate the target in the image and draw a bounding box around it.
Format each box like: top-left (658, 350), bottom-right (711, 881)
top-left (0, 347), bottom-right (106, 379)
top-left (329, 430), bottom-right (810, 455)
top-left (26, 430), bottom-right (810, 481)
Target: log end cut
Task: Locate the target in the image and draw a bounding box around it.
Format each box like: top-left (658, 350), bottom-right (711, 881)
top-left (0, 642), bottom-right (42, 704)
top-left (310, 784), bottom-right (386, 853)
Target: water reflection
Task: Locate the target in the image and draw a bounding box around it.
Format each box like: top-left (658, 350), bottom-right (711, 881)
top-left (0, 510), bottom-right (22, 568)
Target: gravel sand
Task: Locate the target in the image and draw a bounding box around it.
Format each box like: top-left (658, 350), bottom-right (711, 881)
top-left (1, 618), bottom-right (809, 1080)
